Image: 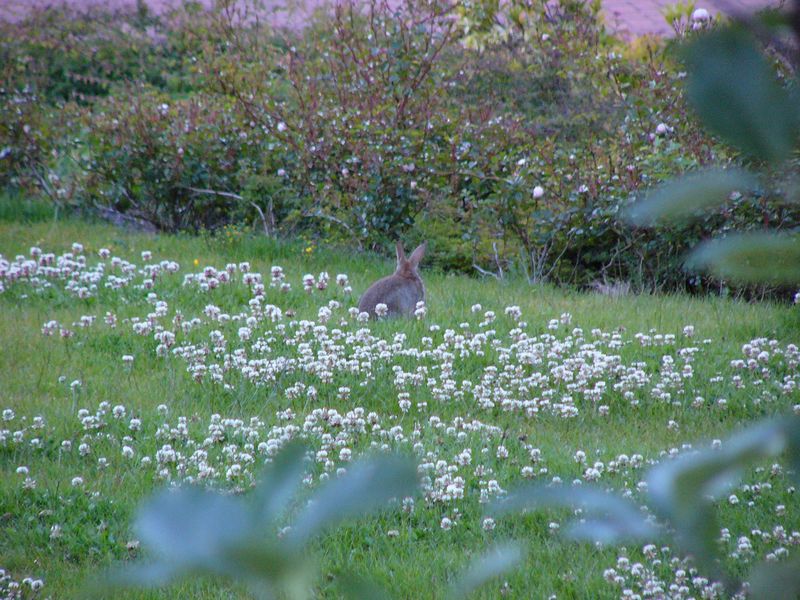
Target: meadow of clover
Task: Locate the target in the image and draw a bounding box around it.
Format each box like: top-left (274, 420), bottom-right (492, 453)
top-left (2, 0), bottom-right (800, 598)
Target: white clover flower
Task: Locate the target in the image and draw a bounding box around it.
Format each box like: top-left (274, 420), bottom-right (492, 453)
top-left (375, 303), bottom-right (389, 317)
top-left (71, 476), bottom-right (84, 487)
top-left (157, 404), bottom-right (168, 416)
top-left (692, 7), bottom-right (710, 21)
top-left (533, 185), bottom-right (544, 199)
top-left (122, 446), bottom-right (135, 459)
top-left (440, 517), bottom-right (453, 531)
top-left (482, 517), bottom-right (496, 531)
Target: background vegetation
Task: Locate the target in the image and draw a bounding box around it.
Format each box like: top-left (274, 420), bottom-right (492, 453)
top-left (2, 0), bottom-right (797, 295)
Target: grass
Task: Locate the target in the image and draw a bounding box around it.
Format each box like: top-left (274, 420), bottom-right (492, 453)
top-left (1, 209), bottom-right (799, 599)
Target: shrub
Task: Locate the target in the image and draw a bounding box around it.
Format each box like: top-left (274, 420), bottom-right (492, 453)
top-left (77, 88), bottom-right (258, 232)
top-left (208, 0), bottom-right (458, 248)
top-left (0, 3), bottom-right (213, 106)
top-left (4, 0), bottom-right (795, 296)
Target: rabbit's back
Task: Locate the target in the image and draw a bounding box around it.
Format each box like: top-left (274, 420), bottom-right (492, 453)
top-left (358, 275), bottom-right (424, 317)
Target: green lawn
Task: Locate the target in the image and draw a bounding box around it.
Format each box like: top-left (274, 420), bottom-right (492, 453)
top-left (1, 214), bottom-right (798, 599)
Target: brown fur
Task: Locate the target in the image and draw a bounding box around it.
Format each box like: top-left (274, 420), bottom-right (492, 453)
top-left (358, 241), bottom-right (427, 318)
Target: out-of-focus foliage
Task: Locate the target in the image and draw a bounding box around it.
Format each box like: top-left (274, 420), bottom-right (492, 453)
top-left (106, 442), bottom-right (419, 599)
top-left (627, 4), bottom-right (800, 291)
top-left (493, 415), bottom-right (800, 598)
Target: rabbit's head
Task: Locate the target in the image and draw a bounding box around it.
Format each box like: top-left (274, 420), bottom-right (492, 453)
top-left (394, 241), bottom-right (427, 279)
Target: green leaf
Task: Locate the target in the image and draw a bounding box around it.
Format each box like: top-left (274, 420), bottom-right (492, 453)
top-left (686, 232), bottom-right (800, 284)
top-left (337, 573), bottom-right (395, 600)
top-left (493, 485), bottom-right (657, 542)
top-left (448, 543), bottom-right (524, 599)
top-left (626, 168), bottom-right (756, 226)
top-left (784, 416), bottom-right (800, 485)
top-left (134, 487), bottom-right (252, 573)
top-left (101, 561), bottom-right (178, 591)
top-left (749, 557), bottom-right (800, 600)
top-left (287, 453), bottom-right (418, 546)
top-left (684, 26), bottom-right (797, 162)
top-left (646, 419), bottom-right (789, 588)
top-left (253, 441), bottom-right (308, 527)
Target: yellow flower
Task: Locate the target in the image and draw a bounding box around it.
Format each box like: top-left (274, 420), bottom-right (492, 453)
top-left (193, 259), bottom-right (199, 266)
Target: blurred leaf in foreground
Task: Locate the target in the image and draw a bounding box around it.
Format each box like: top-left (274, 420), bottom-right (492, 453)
top-left (103, 443), bottom-right (419, 599)
top-left (626, 168), bottom-right (757, 226)
top-left (494, 415), bottom-right (800, 596)
top-left (448, 543), bottom-right (525, 600)
top-left (686, 232), bottom-right (800, 284)
top-left (647, 418), bottom-right (791, 589)
top-left (683, 26), bottom-right (797, 162)
top-left (493, 486), bottom-right (657, 543)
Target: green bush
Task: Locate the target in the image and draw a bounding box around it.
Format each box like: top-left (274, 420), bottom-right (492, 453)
top-left (77, 88), bottom-right (258, 232)
top-left (206, 0), bottom-right (459, 249)
top-left (0, 3), bottom-right (210, 105)
top-left (3, 0), bottom-right (797, 295)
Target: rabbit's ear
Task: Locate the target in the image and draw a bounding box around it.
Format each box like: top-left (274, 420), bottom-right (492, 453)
top-left (395, 241), bottom-right (406, 264)
top-left (409, 241), bottom-right (427, 268)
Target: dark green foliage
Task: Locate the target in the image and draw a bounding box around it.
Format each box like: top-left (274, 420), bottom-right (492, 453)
top-left (3, 0), bottom-right (799, 295)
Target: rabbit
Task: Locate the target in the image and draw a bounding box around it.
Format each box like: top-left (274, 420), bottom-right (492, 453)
top-left (358, 241), bottom-right (427, 318)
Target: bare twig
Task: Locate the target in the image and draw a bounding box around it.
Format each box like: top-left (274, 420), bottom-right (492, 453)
top-left (180, 185), bottom-right (271, 236)
top-left (179, 185), bottom-right (244, 201)
top-left (473, 263), bottom-right (503, 280)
